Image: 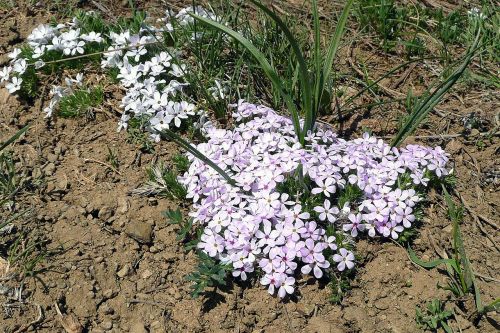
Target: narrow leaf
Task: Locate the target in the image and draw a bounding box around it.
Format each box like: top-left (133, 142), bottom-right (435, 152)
top-left (158, 128), bottom-right (236, 186)
top-left (0, 124), bottom-right (30, 152)
top-left (311, 0), bottom-right (322, 134)
top-left (320, 0), bottom-right (354, 117)
top-left (443, 186), bottom-right (474, 290)
top-left (189, 13), bottom-right (303, 143)
top-left (249, 0), bottom-right (312, 127)
top-left (482, 298), bottom-right (500, 314)
top-left (391, 27), bottom-right (481, 147)
top-left (408, 246), bottom-right (455, 269)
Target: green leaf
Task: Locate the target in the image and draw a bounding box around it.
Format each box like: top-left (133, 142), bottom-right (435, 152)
top-left (164, 208), bottom-right (183, 225)
top-left (189, 12), bottom-right (303, 144)
top-left (391, 27), bottom-right (481, 147)
top-left (319, 0), bottom-right (354, 119)
top-left (249, 0), bottom-right (312, 129)
top-left (158, 128), bottom-right (236, 186)
top-left (0, 124), bottom-right (30, 152)
top-left (482, 298), bottom-right (500, 314)
top-left (311, 0), bottom-right (322, 133)
top-left (443, 186), bottom-right (473, 291)
top-left (441, 321), bottom-right (453, 333)
top-left (408, 246), bottom-right (455, 269)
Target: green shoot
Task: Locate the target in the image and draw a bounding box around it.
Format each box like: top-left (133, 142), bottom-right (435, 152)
top-left (131, 161), bottom-right (187, 200)
top-left (106, 146), bottom-right (120, 171)
top-left (186, 251), bottom-right (232, 298)
top-left (391, 25), bottom-right (482, 147)
top-left (0, 125), bottom-right (29, 152)
top-left (415, 299), bottom-right (454, 333)
top-left (163, 208), bottom-right (194, 243)
top-left (58, 86), bottom-right (104, 118)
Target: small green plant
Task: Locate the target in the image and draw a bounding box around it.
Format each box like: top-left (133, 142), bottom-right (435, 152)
top-left (415, 299), bottom-right (454, 333)
top-left (126, 124), bottom-right (155, 153)
top-left (131, 161), bottom-right (187, 200)
top-left (0, 125), bottom-right (30, 209)
top-left (106, 146), bottom-right (120, 170)
top-left (186, 251), bottom-right (232, 298)
top-left (172, 153), bottom-right (189, 174)
top-left (191, 0), bottom-right (355, 146)
top-left (408, 186), bottom-right (499, 318)
top-left (163, 208), bottom-right (198, 250)
top-left (328, 270), bottom-right (354, 304)
top-left (356, 0), bottom-right (404, 52)
top-left (404, 35), bottom-right (426, 58)
top-left (391, 24), bottom-right (481, 147)
top-left (58, 86), bottom-right (104, 118)
top-left (8, 235), bottom-right (48, 280)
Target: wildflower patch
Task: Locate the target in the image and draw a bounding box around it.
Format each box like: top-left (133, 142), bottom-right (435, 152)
top-left (180, 101), bottom-right (450, 298)
top-left (0, 7), bottom-right (453, 300)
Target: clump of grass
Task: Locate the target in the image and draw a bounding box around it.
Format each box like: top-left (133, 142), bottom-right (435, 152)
top-left (391, 23), bottom-right (481, 147)
top-left (0, 152), bottom-right (23, 210)
top-left (190, 0), bottom-right (355, 146)
top-left (356, 0), bottom-right (404, 52)
top-left (0, 125), bottom-right (30, 209)
top-left (408, 186), bottom-right (500, 319)
top-left (58, 86), bottom-right (104, 118)
top-left (7, 235), bottom-right (48, 281)
top-left (106, 146), bottom-right (120, 171)
top-left (131, 160), bottom-right (187, 200)
top-left (416, 299), bottom-right (454, 333)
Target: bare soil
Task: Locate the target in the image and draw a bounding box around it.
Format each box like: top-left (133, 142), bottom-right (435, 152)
top-left (0, 1), bottom-right (498, 333)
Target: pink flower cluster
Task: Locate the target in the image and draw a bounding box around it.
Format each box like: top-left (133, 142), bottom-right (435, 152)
top-left (180, 101), bottom-right (449, 298)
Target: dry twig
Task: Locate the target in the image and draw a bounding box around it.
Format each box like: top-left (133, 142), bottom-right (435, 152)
top-left (13, 303), bottom-right (44, 333)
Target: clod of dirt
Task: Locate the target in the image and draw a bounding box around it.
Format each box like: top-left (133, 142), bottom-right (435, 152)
top-left (129, 322), bottom-right (148, 333)
top-left (43, 162), bottom-right (56, 176)
top-left (117, 197), bottom-right (130, 214)
top-left (55, 303), bottom-right (84, 333)
top-left (98, 205), bottom-right (115, 222)
top-left (116, 264), bottom-right (132, 278)
top-left (305, 317), bottom-right (342, 333)
top-left (125, 221), bottom-right (153, 244)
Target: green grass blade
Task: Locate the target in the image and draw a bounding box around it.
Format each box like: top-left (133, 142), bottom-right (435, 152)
top-left (482, 298), bottom-right (500, 314)
top-left (190, 13), bottom-right (303, 144)
top-left (0, 124), bottom-right (30, 152)
top-left (320, 0), bottom-right (354, 112)
top-left (391, 28), bottom-right (481, 147)
top-left (249, 0), bottom-right (312, 127)
top-left (441, 321), bottom-right (453, 333)
top-left (443, 186), bottom-right (474, 291)
top-left (473, 274), bottom-right (484, 314)
top-left (158, 129), bottom-right (236, 186)
top-left (311, 0), bottom-right (322, 135)
top-left (408, 246), bottom-right (455, 269)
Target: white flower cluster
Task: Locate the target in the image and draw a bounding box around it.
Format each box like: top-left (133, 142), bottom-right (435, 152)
top-left (44, 73), bottom-right (84, 117)
top-left (27, 21), bottom-right (103, 58)
top-left (162, 6), bottom-right (218, 33)
top-left (0, 50), bottom-right (27, 93)
top-left (1, 8), bottom-right (219, 137)
top-left (0, 17), bottom-right (102, 97)
top-left (100, 29), bottom-right (197, 139)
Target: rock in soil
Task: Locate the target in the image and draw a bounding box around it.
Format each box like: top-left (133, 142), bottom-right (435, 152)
top-left (125, 221), bottom-right (153, 244)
